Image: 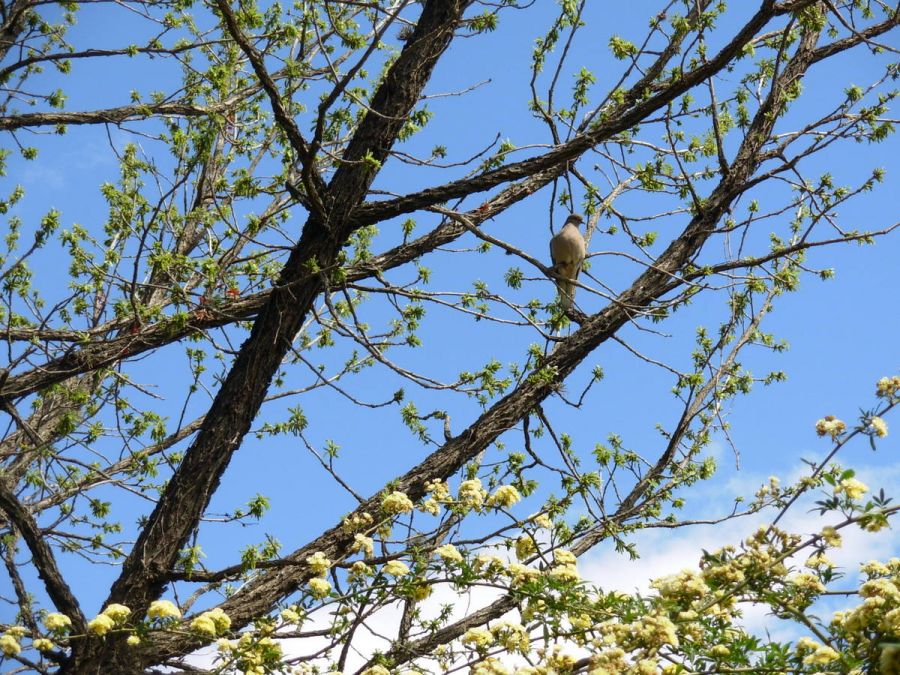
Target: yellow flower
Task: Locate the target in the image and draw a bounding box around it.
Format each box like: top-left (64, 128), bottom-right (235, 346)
top-left (280, 607), bottom-right (301, 623)
top-left (547, 564), bottom-right (580, 583)
top-left (0, 635), bottom-right (20, 656)
top-left (461, 627), bottom-right (493, 648)
top-left (871, 416), bottom-right (889, 437)
top-left (435, 543), bottom-right (464, 563)
top-left (307, 577), bottom-right (331, 598)
top-left (515, 536), bottom-right (536, 560)
top-left (821, 526), bottom-right (842, 547)
top-left (43, 613), bottom-right (72, 632)
top-left (876, 376), bottom-right (900, 398)
top-left (531, 512), bottom-right (553, 529)
top-left (351, 534), bottom-right (374, 558)
top-left (126, 635), bottom-right (141, 646)
top-left (101, 603), bottom-right (131, 624)
top-left (815, 416), bottom-right (846, 438)
top-left (4, 626), bottom-right (25, 638)
top-left (803, 644), bottom-right (840, 664)
top-left (383, 560), bottom-right (410, 577)
top-left (87, 614), bottom-right (115, 636)
top-left (487, 485), bottom-right (521, 508)
top-left (553, 549), bottom-right (577, 566)
top-left (382, 491), bottom-right (414, 515)
top-left (418, 497), bottom-right (440, 515)
top-left (148, 599), bottom-right (181, 620)
top-left (425, 479), bottom-right (451, 502)
top-left (360, 666), bottom-right (391, 675)
top-left (348, 560), bottom-right (373, 580)
top-left (190, 608), bottom-right (231, 636)
top-left (458, 479), bottom-right (486, 510)
top-left (306, 551), bottom-right (331, 577)
top-left (33, 638), bottom-right (55, 652)
top-left (836, 477), bottom-right (868, 501)
top-left (190, 615), bottom-right (217, 637)
top-left (881, 643), bottom-right (900, 675)
top-left (710, 644), bottom-right (730, 657)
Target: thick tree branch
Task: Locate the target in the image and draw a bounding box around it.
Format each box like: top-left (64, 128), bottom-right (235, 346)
top-left (63, 1), bottom-right (477, 670)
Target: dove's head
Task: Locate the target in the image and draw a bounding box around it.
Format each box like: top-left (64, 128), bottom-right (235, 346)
top-left (565, 214), bottom-right (584, 227)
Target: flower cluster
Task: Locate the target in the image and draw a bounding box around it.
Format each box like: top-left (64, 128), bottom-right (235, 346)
top-left (835, 477), bottom-right (869, 501)
top-left (381, 491), bottom-right (414, 515)
top-left (815, 415), bottom-right (846, 438)
top-left (486, 484), bottom-right (521, 509)
top-left (341, 511), bottom-right (374, 532)
top-left (876, 375), bottom-right (900, 399)
top-left (419, 478), bottom-right (452, 515)
top-left (458, 478), bottom-right (487, 511)
top-left (216, 631), bottom-right (283, 674)
top-left (148, 599), bottom-right (181, 621)
top-left (190, 607), bottom-right (232, 637)
top-left (88, 603), bottom-right (132, 636)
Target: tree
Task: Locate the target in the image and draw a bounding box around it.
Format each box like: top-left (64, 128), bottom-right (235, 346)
top-left (0, 0), bottom-right (898, 672)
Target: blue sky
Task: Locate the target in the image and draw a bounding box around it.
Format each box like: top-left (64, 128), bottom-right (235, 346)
top-left (2, 0), bottom-right (899, 654)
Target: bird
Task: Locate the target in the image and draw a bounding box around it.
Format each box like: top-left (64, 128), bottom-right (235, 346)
top-left (549, 213), bottom-right (586, 309)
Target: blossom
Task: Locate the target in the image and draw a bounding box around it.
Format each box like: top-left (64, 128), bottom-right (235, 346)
top-left (280, 607), bottom-right (301, 623)
top-left (461, 627), bottom-right (493, 648)
top-left (306, 551), bottom-right (331, 577)
top-left (876, 376), bottom-right (900, 398)
top-left (4, 626), bottom-right (25, 638)
top-left (190, 608), bottom-right (231, 636)
top-left (531, 512), bottom-right (553, 529)
top-left (487, 485), bottom-right (521, 508)
top-left (515, 536), bottom-right (536, 560)
top-left (87, 614), bottom-right (115, 636)
top-left (383, 560), bottom-right (410, 577)
top-left (870, 416), bottom-right (889, 437)
top-left (803, 644), bottom-right (840, 665)
top-left (418, 497), bottom-right (440, 515)
top-left (861, 560), bottom-right (890, 577)
top-left (425, 479), bottom-right (451, 502)
top-left (307, 577), bottom-right (331, 598)
top-left (351, 534), bottom-right (374, 558)
top-left (475, 553), bottom-right (505, 573)
top-left (349, 561), bottom-right (373, 580)
top-left (457, 479), bottom-right (487, 510)
top-left (43, 613), bottom-right (72, 632)
top-left (836, 477), bottom-right (868, 500)
top-left (33, 638), bottom-right (55, 652)
top-left (806, 553), bottom-right (834, 569)
top-left (0, 635), bottom-right (20, 657)
top-left (472, 657), bottom-right (510, 675)
top-left (101, 603), bottom-right (131, 623)
top-left (382, 491), bottom-right (414, 515)
top-left (548, 564), bottom-right (580, 583)
top-left (491, 620), bottom-right (530, 653)
top-left (341, 511), bottom-right (374, 532)
top-left (190, 615), bottom-right (217, 637)
top-left (789, 572), bottom-right (826, 594)
top-left (821, 526), bottom-right (842, 547)
top-left (361, 667), bottom-right (391, 675)
top-left (554, 549), bottom-right (577, 566)
top-left (148, 599), bottom-right (181, 620)
top-left (435, 543), bottom-right (464, 563)
top-left (126, 635), bottom-right (141, 646)
top-left (507, 562), bottom-right (541, 587)
top-left (815, 416), bottom-right (846, 438)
